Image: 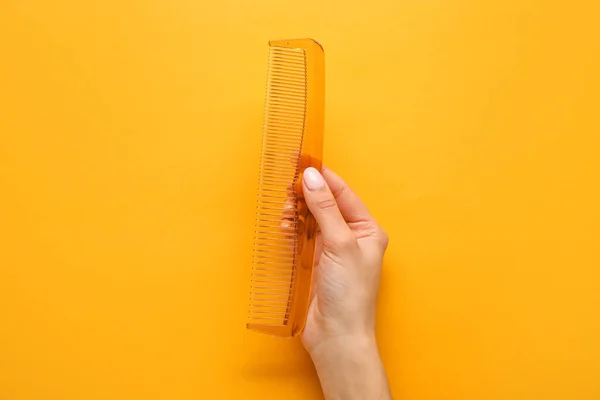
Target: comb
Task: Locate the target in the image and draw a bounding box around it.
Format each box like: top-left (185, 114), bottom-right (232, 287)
top-left (247, 39), bottom-right (325, 337)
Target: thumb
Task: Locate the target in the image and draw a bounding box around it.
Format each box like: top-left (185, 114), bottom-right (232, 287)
top-left (302, 167), bottom-right (352, 241)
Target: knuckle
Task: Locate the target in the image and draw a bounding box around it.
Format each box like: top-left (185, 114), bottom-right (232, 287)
top-left (378, 228), bottom-right (389, 249)
top-left (331, 182), bottom-right (350, 199)
top-left (315, 196), bottom-right (337, 211)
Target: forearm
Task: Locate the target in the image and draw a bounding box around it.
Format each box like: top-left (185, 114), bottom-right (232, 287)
top-left (309, 335), bottom-right (393, 400)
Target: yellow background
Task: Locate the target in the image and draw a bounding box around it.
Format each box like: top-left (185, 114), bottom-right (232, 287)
top-left (1, 0), bottom-right (599, 399)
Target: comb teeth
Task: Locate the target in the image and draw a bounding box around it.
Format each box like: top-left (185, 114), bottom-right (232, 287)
top-left (248, 46), bottom-right (308, 329)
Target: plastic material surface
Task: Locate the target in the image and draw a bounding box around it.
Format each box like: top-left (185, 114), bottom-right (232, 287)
top-left (247, 39), bottom-right (324, 337)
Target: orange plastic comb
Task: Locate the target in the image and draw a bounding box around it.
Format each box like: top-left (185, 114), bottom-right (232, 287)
top-left (247, 39), bottom-right (325, 337)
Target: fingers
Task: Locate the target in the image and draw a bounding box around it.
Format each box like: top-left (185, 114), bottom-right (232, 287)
top-left (302, 167), bottom-right (352, 242)
top-left (321, 167), bottom-right (386, 243)
top-left (321, 167), bottom-right (374, 225)
top-left (302, 166), bottom-right (388, 251)
top-left (280, 198), bottom-right (295, 230)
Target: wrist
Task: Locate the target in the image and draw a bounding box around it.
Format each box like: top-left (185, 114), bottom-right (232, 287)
top-left (308, 333), bottom-right (392, 400)
top-left (307, 331), bottom-right (377, 367)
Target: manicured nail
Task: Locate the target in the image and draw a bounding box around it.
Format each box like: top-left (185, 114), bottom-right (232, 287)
top-left (303, 167), bottom-right (325, 191)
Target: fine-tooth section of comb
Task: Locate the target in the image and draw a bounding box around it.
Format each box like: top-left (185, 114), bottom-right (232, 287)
top-left (247, 39), bottom-right (324, 337)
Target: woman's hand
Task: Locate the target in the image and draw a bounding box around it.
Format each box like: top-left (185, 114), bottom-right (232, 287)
top-left (300, 166), bottom-right (392, 400)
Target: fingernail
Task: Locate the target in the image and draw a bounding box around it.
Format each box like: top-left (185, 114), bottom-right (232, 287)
top-left (303, 167), bottom-right (325, 191)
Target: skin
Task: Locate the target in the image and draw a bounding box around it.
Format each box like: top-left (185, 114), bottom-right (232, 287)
top-left (299, 166), bottom-right (393, 400)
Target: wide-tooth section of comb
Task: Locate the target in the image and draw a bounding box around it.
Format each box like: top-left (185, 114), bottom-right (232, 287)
top-left (248, 45), bottom-right (307, 336)
top-left (247, 39), bottom-right (324, 337)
